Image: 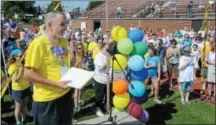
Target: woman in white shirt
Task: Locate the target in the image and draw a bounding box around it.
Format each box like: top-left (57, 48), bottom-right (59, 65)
top-left (178, 46), bottom-right (198, 104)
top-left (205, 43), bottom-right (216, 99)
top-left (93, 42), bottom-right (111, 117)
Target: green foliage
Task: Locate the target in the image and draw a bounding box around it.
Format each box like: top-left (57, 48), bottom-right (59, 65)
top-left (29, 17), bottom-right (43, 26)
top-left (2, 1), bottom-right (35, 21)
top-left (47, 1), bottom-right (63, 12)
top-left (88, 1), bottom-right (104, 10)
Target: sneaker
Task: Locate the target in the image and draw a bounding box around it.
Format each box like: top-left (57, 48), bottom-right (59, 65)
top-left (181, 99), bottom-right (186, 105)
top-left (154, 98), bottom-right (162, 104)
top-left (185, 100), bottom-right (191, 104)
top-left (96, 108), bottom-right (104, 117)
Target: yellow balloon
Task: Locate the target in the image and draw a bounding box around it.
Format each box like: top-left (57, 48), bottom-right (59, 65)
top-left (111, 26), bottom-right (128, 42)
top-left (113, 92), bottom-right (130, 110)
top-left (110, 54), bottom-right (127, 70)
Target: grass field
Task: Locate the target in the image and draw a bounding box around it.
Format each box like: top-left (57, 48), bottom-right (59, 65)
top-left (1, 82), bottom-right (215, 125)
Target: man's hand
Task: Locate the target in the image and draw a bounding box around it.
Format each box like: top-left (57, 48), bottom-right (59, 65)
top-left (56, 80), bottom-right (71, 89)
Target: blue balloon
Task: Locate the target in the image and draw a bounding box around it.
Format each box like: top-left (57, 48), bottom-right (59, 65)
top-left (129, 81), bottom-right (146, 97)
top-left (132, 92), bottom-right (148, 104)
top-left (130, 68), bottom-right (148, 81)
top-left (129, 29), bottom-right (144, 43)
top-left (128, 55), bottom-right (144, 71)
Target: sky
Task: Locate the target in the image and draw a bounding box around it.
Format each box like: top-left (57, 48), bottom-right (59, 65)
top-left (35, 1), bottom-right (89, 9)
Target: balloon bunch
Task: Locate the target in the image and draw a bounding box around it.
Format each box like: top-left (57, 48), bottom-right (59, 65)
top-left (110, 26), bottom-right (149, 123)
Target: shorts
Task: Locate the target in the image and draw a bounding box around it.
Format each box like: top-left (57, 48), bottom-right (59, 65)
top-left (201, 67), bottom-right (208, 78)
top-left (168, 63), bottom-right (179, 78)
top-left (12, 88), bottom-right (30, 102)
top-left (207, 70), bottom-right (215, 83)
top-left (33, 90), bottom-right (74, 125)
top-left (180, 81), bottom-right (193, 93)
top-left (148, 74), bottom-right (158, 79)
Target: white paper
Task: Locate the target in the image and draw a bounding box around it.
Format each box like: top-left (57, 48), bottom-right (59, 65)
top-left (60, 67), bottom-right (95, 89)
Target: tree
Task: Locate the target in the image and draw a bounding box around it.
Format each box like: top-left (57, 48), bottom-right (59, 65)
top-left (88, 1), bottom-right (104, 10)
top-left (2, 1), bottom-right (35, 21)
top-left (47, 1), bottom-right (63, 12)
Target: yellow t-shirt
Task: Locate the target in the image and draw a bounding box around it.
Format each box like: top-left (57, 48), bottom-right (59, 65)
top-left (88, 41), bottom-right (100, 59)
top-left (8, 63), bottom-right (30, 91)
top-left (82, 41), bottom-right (88, 53)
top-left (201, 41), bottom-right (211, 67)
top-left (25, 34), bottom-right (70, 102)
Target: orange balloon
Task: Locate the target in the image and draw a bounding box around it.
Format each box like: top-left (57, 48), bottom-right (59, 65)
top-left (113, 79), bottom-right (128, 94)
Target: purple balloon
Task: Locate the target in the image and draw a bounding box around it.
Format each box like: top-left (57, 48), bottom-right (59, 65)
top-left (139, 110), bottom-right (149, 123)
top-left (132, 92), bottom-right (148, 104)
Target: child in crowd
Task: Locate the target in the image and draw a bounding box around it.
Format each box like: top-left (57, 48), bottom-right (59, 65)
top-left (8, 49), bottom-right (30, 125)
top-left (178, 46), bottom-right (198, 104)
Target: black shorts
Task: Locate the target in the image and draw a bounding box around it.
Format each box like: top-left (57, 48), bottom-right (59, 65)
top-left (12, 88), bottom-right (30, 102)
top-left (33, 90), bottom-right (74, 125)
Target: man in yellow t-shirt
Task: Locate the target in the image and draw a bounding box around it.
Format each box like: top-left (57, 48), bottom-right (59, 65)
top-left (24, 12), bottom-right (73, 125)
top-left (200, 37), bottom-right (213, 94)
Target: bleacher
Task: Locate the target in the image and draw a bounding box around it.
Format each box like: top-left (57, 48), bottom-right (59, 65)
top-left (87, 0), bottom-right (215, 19)
top-left (160, 0), bottom-right (216, 18)
top-left (88, 0), bottom-right (151, 18)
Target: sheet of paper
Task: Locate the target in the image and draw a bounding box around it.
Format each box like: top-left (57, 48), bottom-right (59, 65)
top-left (60, 67), bottom-right (95, 89)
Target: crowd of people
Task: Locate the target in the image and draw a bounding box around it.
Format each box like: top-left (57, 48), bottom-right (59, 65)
top-left (1, 11), bottom-right (216, 125)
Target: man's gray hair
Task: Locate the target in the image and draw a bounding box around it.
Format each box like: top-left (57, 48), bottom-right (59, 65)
top-left (44, 12), bottom-right (66, 27)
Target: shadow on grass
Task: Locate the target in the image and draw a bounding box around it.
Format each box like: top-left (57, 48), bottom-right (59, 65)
top-left (74, 104), bottom-right (96, 120)
top-left (159, 82), bottom-right (174, 100)
top-left (145, 103), bottom-right (177, 125)
top-left (190, 89), bottom-right (201, 100)
top-left (83, 97), bottom-right (95, 106)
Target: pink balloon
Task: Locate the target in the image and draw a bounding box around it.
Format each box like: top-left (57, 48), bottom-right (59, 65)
top-left (139, 110), bottom-right (149, 123)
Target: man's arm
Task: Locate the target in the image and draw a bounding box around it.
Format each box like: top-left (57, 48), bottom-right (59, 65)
top-left (24, 67), bottom-right (70, 89)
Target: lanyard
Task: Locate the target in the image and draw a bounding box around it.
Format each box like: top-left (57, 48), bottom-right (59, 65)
top-left (44, 31), bottom-right (66, 66)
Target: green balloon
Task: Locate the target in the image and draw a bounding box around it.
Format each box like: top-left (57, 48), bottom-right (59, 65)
top-left (117, 38), bottom-right (134, 55)
top-left (131, 42), bottom-right (148, 56)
